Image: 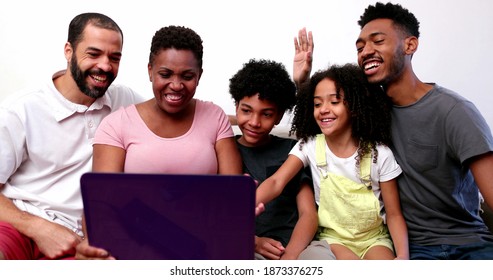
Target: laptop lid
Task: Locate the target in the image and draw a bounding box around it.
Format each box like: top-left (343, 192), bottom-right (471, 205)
top-left (80, 172), bottom-right (256, 260)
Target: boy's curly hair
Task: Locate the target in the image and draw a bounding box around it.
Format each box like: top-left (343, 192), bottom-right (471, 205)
top-left (149, 25), bottom-right (203, 68)
top-left (229, 59), bottom-right (296, 113)
top-left (358, 2), bottom-right (420, 38)
top-left (290, 63), bottom-right (392, 165)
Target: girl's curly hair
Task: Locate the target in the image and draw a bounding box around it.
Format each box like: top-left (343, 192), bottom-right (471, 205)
top-left (290, 63), bottom-right (392, 167)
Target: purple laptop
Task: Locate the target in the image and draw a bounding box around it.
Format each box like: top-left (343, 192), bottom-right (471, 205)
top-left (80, 173), bottom-right (256, 260)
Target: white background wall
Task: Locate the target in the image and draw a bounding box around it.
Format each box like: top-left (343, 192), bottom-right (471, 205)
top-left (1, 0), bottom-right (492, 128)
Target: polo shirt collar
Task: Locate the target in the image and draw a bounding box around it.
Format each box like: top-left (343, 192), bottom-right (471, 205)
top-left (49, 71), bottom-right (113, 122)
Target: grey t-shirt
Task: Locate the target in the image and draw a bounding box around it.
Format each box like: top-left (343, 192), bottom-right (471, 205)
top-left (390, 84), bottom-right (493, 245)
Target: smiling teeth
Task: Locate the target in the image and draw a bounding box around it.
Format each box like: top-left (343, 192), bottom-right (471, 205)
top-left (166, 94), bottom-right (182, 101)
top-left (92, 75), bottom-right (106, 82)
top-left (364, 62), bottom-right (380, 70)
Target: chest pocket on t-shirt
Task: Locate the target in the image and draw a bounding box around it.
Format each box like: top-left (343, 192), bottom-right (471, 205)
top-left (406, 139), bottom-right (438, 172)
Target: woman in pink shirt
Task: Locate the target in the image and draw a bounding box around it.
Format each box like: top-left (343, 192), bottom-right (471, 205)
top-left (75, 25), bottom-right (242, 259)
top-left (92, 25), bottom-right (242, 175)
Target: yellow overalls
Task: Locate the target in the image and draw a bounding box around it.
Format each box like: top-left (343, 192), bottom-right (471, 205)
top-left (315, 134), bottom-right (393, 258)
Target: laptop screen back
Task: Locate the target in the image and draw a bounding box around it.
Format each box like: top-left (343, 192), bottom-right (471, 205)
top-left (81, 172), bottom-right (256, 260)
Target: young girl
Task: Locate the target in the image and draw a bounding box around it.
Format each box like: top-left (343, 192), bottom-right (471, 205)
top-left (255, 63), bottom-right (409, 260)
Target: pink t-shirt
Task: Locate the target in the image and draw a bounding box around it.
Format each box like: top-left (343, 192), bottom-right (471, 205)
top-left (94, 99), bottom-right (233, 174)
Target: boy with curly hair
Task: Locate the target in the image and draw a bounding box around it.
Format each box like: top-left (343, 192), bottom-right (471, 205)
top-left (229, 59), bottom-right (318, 260)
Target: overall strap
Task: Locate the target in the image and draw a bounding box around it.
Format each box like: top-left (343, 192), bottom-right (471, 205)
top-left (315, 134), bottom-right (328, 178)
top-left (359, 147), bottom-right (372, 188)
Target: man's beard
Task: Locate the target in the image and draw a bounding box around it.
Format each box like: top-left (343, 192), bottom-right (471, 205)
top-left (70, 54), bottom-right (115, 99)
top-left (368, 48), bottom-right (406, 86)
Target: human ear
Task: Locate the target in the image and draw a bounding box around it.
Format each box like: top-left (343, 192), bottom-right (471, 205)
top-left (196, 69), bottom-right (203, 86)
top-left (147, 63), bottom-right (152, 82)
top-left (64, 42), bottom-right (73, 63)
top-left (404, 36), bottom-right (418, 55)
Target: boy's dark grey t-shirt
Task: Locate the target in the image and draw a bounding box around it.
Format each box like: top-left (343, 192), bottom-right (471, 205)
top-left (236, 135), bottom-right (312, 246)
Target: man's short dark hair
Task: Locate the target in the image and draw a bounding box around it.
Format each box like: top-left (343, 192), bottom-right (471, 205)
top-left (358, 2), bottom-right (420, 38)
top-left (68, 13), bottom-right (123, 49)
